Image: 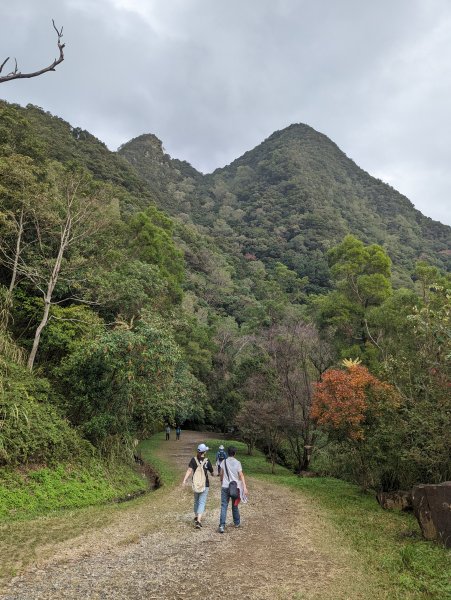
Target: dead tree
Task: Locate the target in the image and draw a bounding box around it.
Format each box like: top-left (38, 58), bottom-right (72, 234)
top-left (25, 170), bottom-right (109, 371)
top-left (0, 20), bottom-right (64, 84)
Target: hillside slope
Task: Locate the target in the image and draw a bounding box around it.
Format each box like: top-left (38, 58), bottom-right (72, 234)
top-left (120, 124), bottom-right (450, 289)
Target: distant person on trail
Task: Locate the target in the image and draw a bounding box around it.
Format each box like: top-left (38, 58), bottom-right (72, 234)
top-left (176, 426), bottom-right (181, 440)
top-left (218, 446), bottom-right (248, 534)
top-left (165, 425), bottom-right (171, 441)
top-left (215, 445), bottom-right (227, 475)
top-left (182, 443), bottom-right (214, 529)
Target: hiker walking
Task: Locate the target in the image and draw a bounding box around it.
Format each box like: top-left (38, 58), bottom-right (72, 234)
top-left (182, 443), bottom-right (214, 529)
top-left (175, 425), bottom-right (181, 440)
top-left (218, 446), bottom-right (248, 533)
top-left (165, 425), bottom-right (171, 441)
top-left (215, 445), bottom-right (227, 475)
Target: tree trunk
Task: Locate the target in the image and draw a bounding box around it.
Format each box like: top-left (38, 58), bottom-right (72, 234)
top-left (300, 445), bottom-right (312, 471)
top-left (27, 216), bottom-right (70, 370)
top-left (9, 207), bottom-right (24, 293)
top-left (291, 437), bottom-right (303, 474)
top-left (270, 455), bottom-right (276, 474)
top-left (296, 436), bottom-right (304, 472)
top-left (27, 295), bottom-right (51, 370)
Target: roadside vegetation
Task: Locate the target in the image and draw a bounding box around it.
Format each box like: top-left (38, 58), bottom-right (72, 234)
top-left (0, 432), bottom-right (175, 584)
top-left (0, 459), bottom-right (147, 521)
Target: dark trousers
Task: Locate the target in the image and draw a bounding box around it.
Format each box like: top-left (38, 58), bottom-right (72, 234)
top-left (219, 487), bottom-right (240, 526)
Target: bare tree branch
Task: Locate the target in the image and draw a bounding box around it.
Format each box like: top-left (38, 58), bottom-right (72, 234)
top-left (51, 296), bottom-right (100, 306)
top-left (0, 20), bottom-right (65, 84)
top-left (0, 57), bottom-right (10, 73)
top-left (48, 315), bottom-right (97, 325)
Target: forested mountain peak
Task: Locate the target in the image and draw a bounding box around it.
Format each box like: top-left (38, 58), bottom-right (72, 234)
top-left (120, 120), bottom-right (450, 289)
top-left (118, 132), bottom-right (202, 209)
top-left (118, 132), bottom-right (202, 181)
top-left (216, 122), bottom-right (340, 173)
top-left (119, 133), bottom-right (166, 161)
top-left (214, 121), bottom-right (416, 220)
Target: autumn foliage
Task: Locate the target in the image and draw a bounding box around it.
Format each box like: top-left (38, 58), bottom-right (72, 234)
top-left (311, 364), bottom-right (398, 441)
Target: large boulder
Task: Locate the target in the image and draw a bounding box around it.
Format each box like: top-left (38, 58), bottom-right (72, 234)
top-left (412, 482), bottom-right (451, 547)
top-left (376, 490), bottom-right (412, 511)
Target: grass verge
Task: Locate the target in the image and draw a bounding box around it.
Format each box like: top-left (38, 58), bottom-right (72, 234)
top-left (138, 433), bottom-right (179, 488)
top-left (0, 439), bottom-right (166, 584)
top-left (0, 458), bottom-right (147, 522)
top-left (206, 438), bottom-right (451, 600)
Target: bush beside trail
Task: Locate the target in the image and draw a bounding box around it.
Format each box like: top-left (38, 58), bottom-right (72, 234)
top-left (0, 360), bottom-right (148, 521)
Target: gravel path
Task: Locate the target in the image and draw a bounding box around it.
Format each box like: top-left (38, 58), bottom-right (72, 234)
top-left (1, 432), bottom-right (381, 599)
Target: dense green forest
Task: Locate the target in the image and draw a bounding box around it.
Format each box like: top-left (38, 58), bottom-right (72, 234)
top-left (120, 125), bottom-right (450, 291)
top-left (0, 100), bottom-right (449, 517)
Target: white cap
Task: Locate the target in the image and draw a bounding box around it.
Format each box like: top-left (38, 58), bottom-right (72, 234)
top-left (219, 445), bottom-right (225, 450)
top-left (197, 443), bottom-right (209, 452)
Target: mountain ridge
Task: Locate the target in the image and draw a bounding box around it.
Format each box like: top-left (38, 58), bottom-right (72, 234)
top-left (126, 123), bottom-right (446, 227)
top-left (119, 122), bottom-right (450, 290)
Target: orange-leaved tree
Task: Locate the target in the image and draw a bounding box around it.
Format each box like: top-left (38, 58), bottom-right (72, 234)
top-left (311, 360), bottom-right (399, 442)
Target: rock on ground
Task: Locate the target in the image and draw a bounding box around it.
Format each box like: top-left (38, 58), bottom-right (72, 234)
top-left (412, 482), bottom-right (451, 547)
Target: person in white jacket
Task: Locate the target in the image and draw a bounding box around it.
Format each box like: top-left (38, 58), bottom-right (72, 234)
top-left (218, 446), bottom-right (248, 533)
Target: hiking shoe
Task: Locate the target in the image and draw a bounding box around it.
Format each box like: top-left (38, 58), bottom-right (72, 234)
top-left (195, 521), bottom-right (202, 529)
top-left (218, 525), bottom-right (225, 534)
top-left (234, 523), bottom-right (241, 528)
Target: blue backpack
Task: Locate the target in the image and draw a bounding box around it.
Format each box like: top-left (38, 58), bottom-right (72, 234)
top-left (218, 450), bottom-right (227, 461)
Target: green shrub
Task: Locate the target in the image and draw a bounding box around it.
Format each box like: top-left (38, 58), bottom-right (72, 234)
top-left (0, 360), bottom-right (91, 466)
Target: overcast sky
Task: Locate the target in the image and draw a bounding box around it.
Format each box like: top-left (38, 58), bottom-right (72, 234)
top-left (1, 0), bottom-right (451, 225)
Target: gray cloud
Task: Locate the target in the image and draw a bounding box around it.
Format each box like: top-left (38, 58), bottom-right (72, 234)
top-left (1, 0), bottom-right (450, 225)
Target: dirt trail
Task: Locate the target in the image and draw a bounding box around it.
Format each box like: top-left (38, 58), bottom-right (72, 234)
top-left (2, 432), bottom-right (381, 599)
